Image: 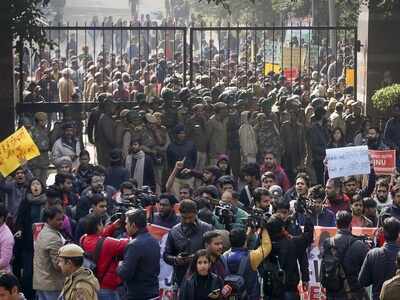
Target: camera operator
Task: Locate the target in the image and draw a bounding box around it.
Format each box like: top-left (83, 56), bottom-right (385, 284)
top-left (163, 199), bottom-right (213, 287)
top-left (214, 190), bottom-right (249, 231)
top-left (152, 194), bottom-right (180, 228)
top-left (80, 214), bottom-right (129, 299)
top-left (222, 225), bottom-right (271, 299)
top-left (262, 211), bottom-right (314, 300)
top-left (75, 193), bottom-right (109, 242)
top-left (320, 210), bottom-right (369, 300)
top-left (76, 169), bottom-right (117, 220)
top-left (253, 187), bottom-right (274, 215)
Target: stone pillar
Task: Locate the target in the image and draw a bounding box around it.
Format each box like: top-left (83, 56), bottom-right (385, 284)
top-left (357, 3), bottom-right (400, 114)
top-left (0, 0), bottom-right (15, 140)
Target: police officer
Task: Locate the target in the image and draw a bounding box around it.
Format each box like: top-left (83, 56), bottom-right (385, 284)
top-left (29, 112), bottom-right (50, 184)
top-left (57, 244), bottom-right (100, 300)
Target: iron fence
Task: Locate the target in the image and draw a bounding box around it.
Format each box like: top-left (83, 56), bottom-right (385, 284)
top-left (16, 23), bottom-right (357, 115)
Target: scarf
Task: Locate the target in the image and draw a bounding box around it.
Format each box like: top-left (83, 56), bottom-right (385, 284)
top-left (126, 150), bottom-right (146, 187)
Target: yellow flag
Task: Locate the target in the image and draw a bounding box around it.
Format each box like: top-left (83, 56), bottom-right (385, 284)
top-left (346, 68), bottom-right (355, 87)
top-left (264, 63), bottom-right (281, 76)
top-left (0, 126), bottom-right (40, 177)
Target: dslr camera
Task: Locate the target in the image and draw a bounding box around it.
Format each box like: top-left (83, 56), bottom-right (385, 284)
top-left (214, 202), bottom-right (235, 226)
top-left (247, 208), bottom-right (271, 229)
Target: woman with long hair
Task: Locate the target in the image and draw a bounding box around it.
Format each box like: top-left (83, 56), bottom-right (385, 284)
top-left (179, 249), bottom-right (223, 300)
top-left (328, 127), bottom-right (346, 148)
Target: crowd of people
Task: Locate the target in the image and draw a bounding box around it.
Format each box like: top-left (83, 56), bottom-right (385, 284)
top-left (4, 15), bottom-right (400, 300)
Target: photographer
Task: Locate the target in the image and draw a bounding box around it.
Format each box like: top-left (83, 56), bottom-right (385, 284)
top-left (262, 212), bottom-right (313, 300)
top-left (222, 225), bottom-right (271, 299)
top-left (253, 187), bottom-right (273, 215)
top-left (80, 214), bottom-right (129, 300)
top-left (214, 190), bottom-right (249, 231)
top-left (164, 199), bottom-right (213, 287)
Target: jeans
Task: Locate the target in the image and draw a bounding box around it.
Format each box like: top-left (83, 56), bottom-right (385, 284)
top-left (98, 289), bottom-right (120, 300)
top-left (36, 290), bottom-right (60, 300)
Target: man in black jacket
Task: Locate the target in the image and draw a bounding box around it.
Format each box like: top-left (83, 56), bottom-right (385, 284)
top-left (152, 194), bottom-right (180, 228)
top-left (163, 199), bottom-right (213, 287)
top-left (359, 217), bottom-right (400, 300)
top-left (117, 208), bottom-right (160, 300)
top-left (321, 210), bottom-right (369, 300)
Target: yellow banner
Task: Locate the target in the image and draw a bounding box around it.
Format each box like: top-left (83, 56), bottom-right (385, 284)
top-left (346, 68), bottom-right (355, 87)
top-left (264, 63), bottom-right (281, 75)
top-left (0, 127), bottom-right (40, 177)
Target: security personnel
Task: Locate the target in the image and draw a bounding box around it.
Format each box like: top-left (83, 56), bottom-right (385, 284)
top-left (58, 244), bottom-right (99, 300)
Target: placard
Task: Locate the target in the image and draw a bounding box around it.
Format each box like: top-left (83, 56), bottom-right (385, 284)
top-left (0, 127), bottom-right (40, 177)
top-left (326, 145), bottom-right (371, 178)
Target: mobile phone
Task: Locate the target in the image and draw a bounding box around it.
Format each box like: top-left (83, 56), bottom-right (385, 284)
top-left (208, 289), bottom-right (220, 296)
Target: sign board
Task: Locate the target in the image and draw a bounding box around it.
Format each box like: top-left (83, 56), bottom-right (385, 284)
top-left (346, 68), bottom-right (355, 87)
top-left (264, 63), bottom-right (281, 75)
top-left (369, 150), bottom-right (396, 175)
top-left (326, 145), bottom-right (371, 178)
top-left (0, 126), bottom-right (40, 177)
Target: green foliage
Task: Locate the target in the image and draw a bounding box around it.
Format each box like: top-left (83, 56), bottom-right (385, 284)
top-left (11, 0), bottom-right (51, 52)
top-left (372, 84), bottom-right (400, 112)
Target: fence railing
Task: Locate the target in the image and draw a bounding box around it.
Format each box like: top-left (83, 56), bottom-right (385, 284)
top-left (16, 23), bottom-right (357, 113)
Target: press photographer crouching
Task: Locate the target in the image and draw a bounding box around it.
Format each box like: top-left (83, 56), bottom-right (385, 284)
top-left (262, 211), bottom-right (314, 300)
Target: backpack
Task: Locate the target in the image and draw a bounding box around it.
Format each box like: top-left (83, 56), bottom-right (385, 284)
top-left (320, 237), bottom-right (357, 293)
top-left (223, 253), bottom-right (249, 300)
top-left (261, 255), bottom-right (286, 298)
top-left (82, 237), bottom-right (106, 273)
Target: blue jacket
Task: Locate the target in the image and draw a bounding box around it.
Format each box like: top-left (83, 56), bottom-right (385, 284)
top-left (104, 166), bottom-right (129, 190)
top-left (223, 248), bottom-right (260, 299)
top-left (152, 212), bottom-right (180, 229)
top-left (117, 229), bottom-right (160, 300)
top-left (358, 242), bottom-right (400, 300)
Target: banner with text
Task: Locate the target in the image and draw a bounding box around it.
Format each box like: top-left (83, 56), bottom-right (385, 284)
top-left (369, 150), bottom-right (396, 175)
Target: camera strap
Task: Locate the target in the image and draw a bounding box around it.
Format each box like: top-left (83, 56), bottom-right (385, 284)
top-left (244, 185), bottom-right (254, 207)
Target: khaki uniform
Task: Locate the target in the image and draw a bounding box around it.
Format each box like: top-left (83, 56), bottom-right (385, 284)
top-left (380, 270), bottom-right (400, 300)
top-left (60, 267), bottom-right (99, 300)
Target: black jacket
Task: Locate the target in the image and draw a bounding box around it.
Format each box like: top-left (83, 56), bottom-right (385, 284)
top-left (358, 242), bottom-right (400, 300)
top-left (166, 140), bottom-right (197, 179)
top-left (322, 229), bottom-right (369, 297)
top-left (152, 212), bottom-right (181, 229)
top-left (164, 219), bottom-right (213, 286)
top-left (179, 273), bottom-right (223, 300)
top-left (306, 122), bottom-right (329, 162)
top-left (117, 228), bottom-right (160, 300)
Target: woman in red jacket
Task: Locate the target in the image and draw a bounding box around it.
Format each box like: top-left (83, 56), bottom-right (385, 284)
top-left (80, 214), bottom-right (129, 300)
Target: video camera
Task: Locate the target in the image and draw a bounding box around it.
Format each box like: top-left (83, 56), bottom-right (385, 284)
top-left (214, 202), bottom-right (235, 226)
top-left (247, 208), bottom-right (271, 229)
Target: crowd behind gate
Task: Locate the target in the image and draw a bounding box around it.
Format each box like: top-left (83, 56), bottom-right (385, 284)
top-left (3, 15), bottom-right (400, 300)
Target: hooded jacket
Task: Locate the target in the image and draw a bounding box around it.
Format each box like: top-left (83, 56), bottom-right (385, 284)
top-left (239, 111), bottom-right (258, 161)
top-left (60, 267), bottom-right (100, 300)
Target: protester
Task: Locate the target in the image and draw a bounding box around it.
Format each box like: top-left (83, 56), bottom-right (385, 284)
top-left (33, 207), bottom-right (65, 300)
top-left (380, 252), bottom-right (400, 300)
top-left (0, 273), bottom-right (26, 300)
top-left (0, 205), bottom-right (14, 273)
top-left (359, 217), bottom-right (400, 300)
top-left (179, 249), bottom-right (224, 300)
